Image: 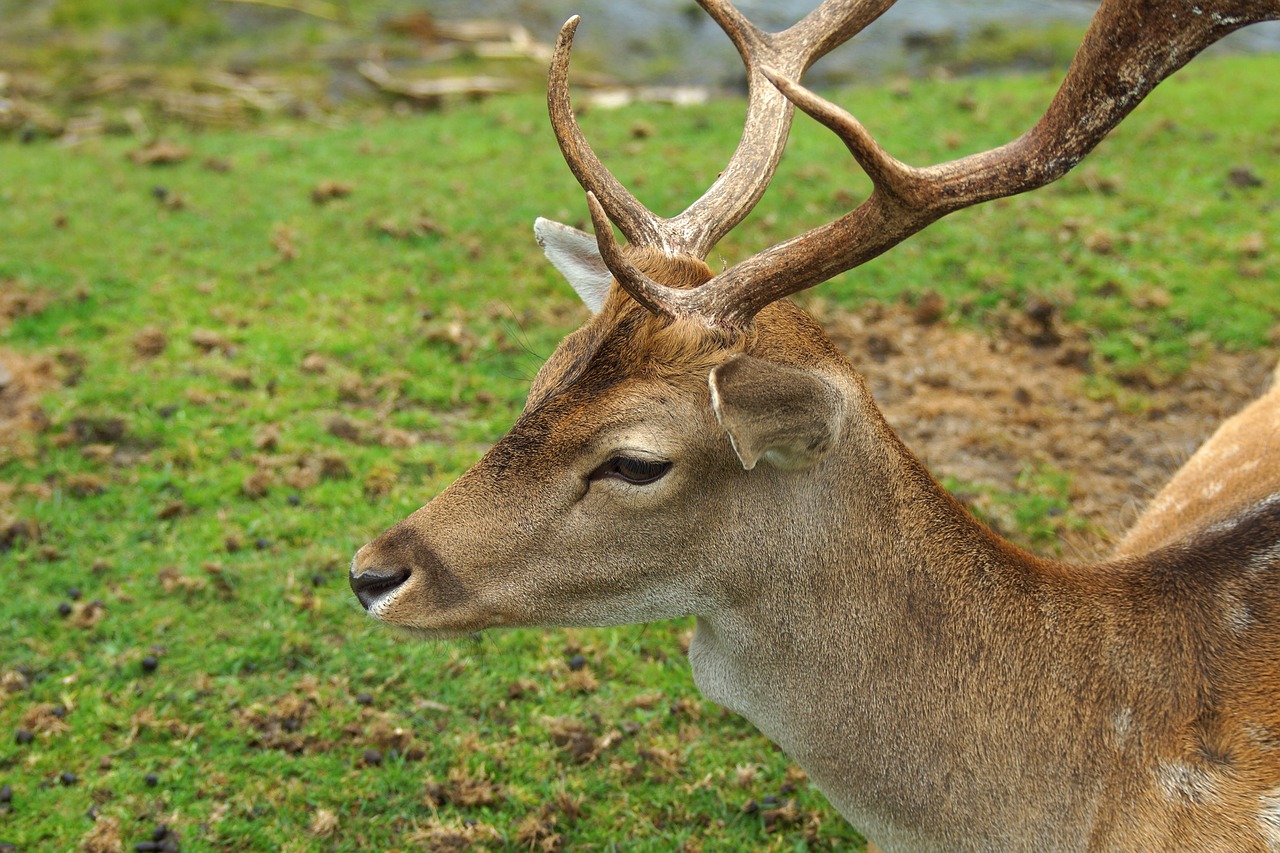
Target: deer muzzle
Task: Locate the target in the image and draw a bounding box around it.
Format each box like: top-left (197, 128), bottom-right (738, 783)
top-left (349, 522), bottom-right (484, 633)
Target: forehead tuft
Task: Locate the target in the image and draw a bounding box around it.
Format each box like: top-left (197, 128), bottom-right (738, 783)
top-left (620, 249), bottom-right (718, 293)
top-left (528, 249), bottom-right (749, 406)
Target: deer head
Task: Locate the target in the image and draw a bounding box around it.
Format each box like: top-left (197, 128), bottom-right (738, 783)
top-left (351, 1), bottom-right (1280, 848)
top-left (348, 243), bottom-right (860, 635)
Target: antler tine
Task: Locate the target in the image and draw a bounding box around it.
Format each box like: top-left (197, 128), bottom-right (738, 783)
top-left (688, 0), bottom-right (1280, 326)
top-left (666, 0), bottom-right (896, 257)
top-left (760, 64), bottom-right (919, 200)
top-left (584, 192), bottom-right (693, 318)
top-left (548, 16), bottom-right (664, 249)
top-left (776, 0), bottom-right (897, 70)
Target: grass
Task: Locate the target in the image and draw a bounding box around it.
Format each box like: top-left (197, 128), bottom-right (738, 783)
top-left (0, 51), bottom-right (1277, 850)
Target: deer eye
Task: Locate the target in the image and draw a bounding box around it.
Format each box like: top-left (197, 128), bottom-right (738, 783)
top-left (589, 456), bottom-right (671, 485)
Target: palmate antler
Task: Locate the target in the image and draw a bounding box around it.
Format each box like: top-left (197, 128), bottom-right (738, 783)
top-left (551, 0), bottom-right (1280, 327)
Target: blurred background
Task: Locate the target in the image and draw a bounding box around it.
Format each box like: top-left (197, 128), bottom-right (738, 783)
top-left (4, 0), bottom-right (1278, 140)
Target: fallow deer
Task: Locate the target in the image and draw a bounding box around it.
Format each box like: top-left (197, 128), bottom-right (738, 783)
top-left (350, 0), bottom-right (1280, 849)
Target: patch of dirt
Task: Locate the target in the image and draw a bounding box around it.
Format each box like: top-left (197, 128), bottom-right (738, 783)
top-left (423, 766), bottom-right (504, 809)
top-left (238, 692), bottom-right (319, 754)
top-left (0, 287), bottom-right (51, 325)
top-left (0, 346), bottom-right (57, 463)
top-left (0, 287), bottom-right (59, 464)
top-left (79, 815), bottom-right (123, 853)
top-left (542, 716), bottom-right (624, 765)
top-left (21, 702), bottom-right (71, 737)
top-left (817, 301), bottom-right (1272, 559)
top-left (405, 817), bottom-right (502, 852)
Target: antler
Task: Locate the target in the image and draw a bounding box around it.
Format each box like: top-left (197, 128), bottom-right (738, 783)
top-left (549, 0), bottom-right (895, 257)
top-left (552, 0), bottom-right (1280, 327)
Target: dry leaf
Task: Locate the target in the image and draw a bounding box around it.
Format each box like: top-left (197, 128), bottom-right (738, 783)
top-left (127, 140), bottom-right (190, 165)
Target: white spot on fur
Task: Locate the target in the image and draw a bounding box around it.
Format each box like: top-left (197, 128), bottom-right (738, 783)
top-left (1250, 542), bottom-right (1280, 578)
top-left (1224, 599), bottom-right (1253, 633)
top-left (1259, 790), bottom-right (1280, 850)
top-left (1205, 493), bottom-right (1280, 538)
top-left (1244, 725), bottom-right (1280, 752)
top-left (1202, 480), bottom-right (1224, 499)
top-left (1158, 761), bottom-right (1219, 804)
top-left (1238, 458), bottom-right (1261, 474)
top-left (1210, 11), bottom-right (1250, 26)
top-left (1113, 707), bottom-right (1134, 742)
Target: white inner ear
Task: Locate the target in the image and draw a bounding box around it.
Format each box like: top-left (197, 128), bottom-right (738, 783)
top-left (534, 217), bottom-right (615, 314)
top-left (708, 364), bottom-right (757, 471)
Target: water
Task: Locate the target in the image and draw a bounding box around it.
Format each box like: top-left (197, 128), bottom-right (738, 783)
top-left (419, 0), bottom-right (1280, 85)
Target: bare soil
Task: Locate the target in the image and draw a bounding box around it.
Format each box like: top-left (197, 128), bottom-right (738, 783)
top-left (0, 348), bottom-right (55, 449)
top-left (818, 301), bottom-right (1272, 559)
top-left (0, 288), bottom-right (58, 465)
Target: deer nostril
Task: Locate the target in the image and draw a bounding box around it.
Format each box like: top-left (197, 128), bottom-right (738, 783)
top-left (350, 566), bottom-right (412, 610)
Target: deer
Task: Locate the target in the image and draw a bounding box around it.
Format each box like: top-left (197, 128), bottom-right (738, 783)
top-left (349, 0), bottom-right (1280, 849)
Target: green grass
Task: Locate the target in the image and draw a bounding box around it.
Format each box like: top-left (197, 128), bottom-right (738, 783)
top-left (1, 53), bottom-right (1277, 850)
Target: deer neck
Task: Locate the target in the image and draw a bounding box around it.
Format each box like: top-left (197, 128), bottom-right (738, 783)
top-left (688, 389), bottom-right (1119, 849)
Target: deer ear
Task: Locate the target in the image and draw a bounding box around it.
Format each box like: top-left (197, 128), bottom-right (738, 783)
top-left (709, 355), bottom-right (845, 471)
top-left (534, 217), bottom-right (615, 314)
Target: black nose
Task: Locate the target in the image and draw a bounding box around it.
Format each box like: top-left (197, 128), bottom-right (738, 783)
top-left (350, 566), bottom-right (411, 609)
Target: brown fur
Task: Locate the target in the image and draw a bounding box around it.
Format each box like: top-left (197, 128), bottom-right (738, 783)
top-left (1114, 364), bottom-right (1280, 558)
top-left (528, 252), bottom-right (747, 406)
top-left (353, 256), bottom-right (1280, 851)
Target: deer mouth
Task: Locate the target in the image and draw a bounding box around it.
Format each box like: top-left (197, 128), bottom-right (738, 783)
top-left (349, 565), bottom-right (412, 610)
top-left (355, 582), bottom-right (500, 635)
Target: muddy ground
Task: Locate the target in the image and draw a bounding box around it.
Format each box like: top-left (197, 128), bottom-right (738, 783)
top-left (818, 300), bottom-right (1271, 559)
top-left (0, 290), bottom-right (57, 466)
